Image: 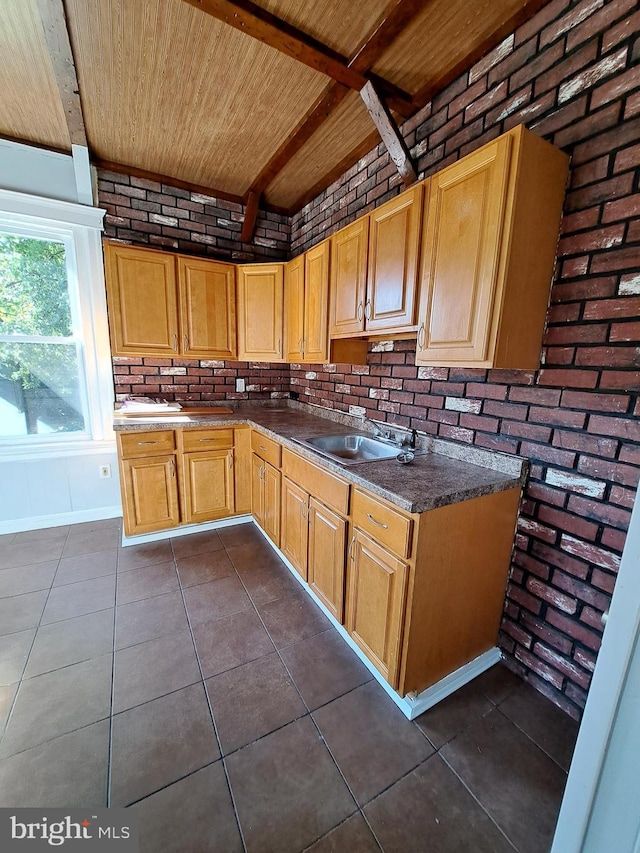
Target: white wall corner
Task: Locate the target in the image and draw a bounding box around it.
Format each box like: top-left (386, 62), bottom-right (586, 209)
top-left (72, 144), bottom-right (93, 205)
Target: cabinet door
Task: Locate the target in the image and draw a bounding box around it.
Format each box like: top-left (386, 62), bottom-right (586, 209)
top-left (308, 498), bottom-right (346, 622)
top-left (281, 478), bottom-right (309, 579)
top-left (251, 453), bottom-right (265, 528)
top-left (345, 528), bottom-right (409, 688)
top-left (181, 449), bottom-right (234, 524)
top-left (304, 240), bottom-right (329, 363)
top-left (105, 243), bottom-right (179, 356)
top-left (329, 218), bottom-right (368, 337)
top-left (233, 428), bottom-right (252, 515)
top-left (121, 455), bottom-right (180, 536)
top-left (237, 264), bottom-right (284, 361)
top-left (263, 462), bottom-right (281, 547)
top-left (366, 185), bottom-right (423, 333)
top-left (284, 256), bottom-right (305, 362)
top-left (177, 257), bottom-right (236, 359)
top-left (417, 136), bottom-right (512, 364)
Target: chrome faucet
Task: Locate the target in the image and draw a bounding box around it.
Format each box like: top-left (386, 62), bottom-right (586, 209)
top-left (361, 416), bottom-right (391, 441)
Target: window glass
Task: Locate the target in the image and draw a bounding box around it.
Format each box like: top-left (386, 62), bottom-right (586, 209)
top-left (0, 233), bottom-right (86, 438)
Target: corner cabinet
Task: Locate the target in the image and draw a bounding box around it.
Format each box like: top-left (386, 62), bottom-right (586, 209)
top-left (416, 125), bottom-right (569, 368)
top-left (105, 243), bottom-right (237, 359)
top-left (250, 431), bottom-right (282, 546)
top-left (237, 263), bottom-right (285, 362)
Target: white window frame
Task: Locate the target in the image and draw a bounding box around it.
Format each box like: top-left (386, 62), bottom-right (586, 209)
top-left (0, 188), bottom-right (114, 460)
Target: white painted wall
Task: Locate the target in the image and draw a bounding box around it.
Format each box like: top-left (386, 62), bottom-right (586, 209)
top-left (0, 184), bottom-right (121, 533)
top-left (0, 139), bottom-right (80, 203)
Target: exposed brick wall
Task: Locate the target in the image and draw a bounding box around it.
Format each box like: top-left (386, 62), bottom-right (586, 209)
top-left (289, 0), bottom-right (640, 719)
top-left (98, 170), bottom-right (290, 403)
top-left (99, 170), bottom-right (290, 261)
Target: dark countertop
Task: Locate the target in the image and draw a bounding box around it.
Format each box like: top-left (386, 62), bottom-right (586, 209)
top-left (113, 403), bottom-right (526, 514)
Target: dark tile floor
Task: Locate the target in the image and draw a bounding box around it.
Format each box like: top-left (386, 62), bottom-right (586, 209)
top-left (0, 519), bottom-right (579, 852)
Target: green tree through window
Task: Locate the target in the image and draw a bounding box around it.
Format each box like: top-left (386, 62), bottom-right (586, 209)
top-left (0, 233), bottom-right (85, 437)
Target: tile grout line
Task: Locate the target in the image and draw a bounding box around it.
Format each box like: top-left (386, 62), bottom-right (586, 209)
top-left (228, 542), bottom-right (386, 853)
top-left (168, 534), bottom-right (249, 853)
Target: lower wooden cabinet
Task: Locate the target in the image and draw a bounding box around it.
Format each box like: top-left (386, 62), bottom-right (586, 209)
top-left (281, 477), bottom-right (309, 579)
top-left (345, 528), bottom-right (409, 689)
top-left (251, 452), bottom-right (281, 547)
top-left (181, 448), bottom-right (234, 524)
top-left (118, 426), bottom-right (244, 536)
top-left (308, 497), bottom-right (346, 622)
top-left (120, 455), bottom-right (180, 535)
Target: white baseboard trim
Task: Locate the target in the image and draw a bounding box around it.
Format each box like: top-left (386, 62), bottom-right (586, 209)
top-left (121, 515), bottom-right (253, 547)
top-left (0, 506), bottom-right (122, 535)
top-left (255, 522), bottom-right (502, 720)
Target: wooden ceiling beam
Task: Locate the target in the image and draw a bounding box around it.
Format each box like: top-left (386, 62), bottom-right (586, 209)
top-left (36, 0), bottom-right (87, 147)
top-left (251, 0), bottom-right (428, 206)
top-left (360, 81), bottom-right (417, 185)
top-left (182, 0), bottom-right (415, 115)
top-left (241, 190), bottom-right (261, 242)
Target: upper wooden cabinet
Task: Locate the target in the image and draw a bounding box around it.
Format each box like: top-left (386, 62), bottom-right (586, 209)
top-left (285, 241), bottom-right (330, 363)
top-left (416, 125), bottom-right (569, 368)
top-left (329, 217), bottom-right (369, 337)
top-left (284, 256), bottom-right (305, 362)
top-left (178, 257), bottom-right (236, 359)
top-left (237, 263), bottom-right (284, 362)
top-left (105, 243), bottom-right (236, 359)
top-left (303, 240), bottom-right (330, 362)
top-left (330, 186), bottom-right (423, 338)
top-left (105, 243), bottom-right (179, 356)
top-left (366, 185), bottom-right (424, 333)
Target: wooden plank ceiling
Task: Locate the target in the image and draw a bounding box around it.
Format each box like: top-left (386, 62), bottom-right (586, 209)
top-left (0, 0), bottom-right (549, 215)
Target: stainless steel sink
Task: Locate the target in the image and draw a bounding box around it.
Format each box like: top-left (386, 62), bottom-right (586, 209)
top-left (292, 433), bottom-right (403, 465)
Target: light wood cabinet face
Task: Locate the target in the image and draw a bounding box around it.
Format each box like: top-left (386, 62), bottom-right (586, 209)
top-left (251, 453), bottom-right (281, 546)
top-left (281, 477), bottom-right (309, 579)
top-left (417, 136), bottom-right (512, 364)
top-left (329, 217), bottom-right (368, 336)
top-left (367, 185), bottom-right (423, 333)
top-left (346, 528), bottom-right (409, 688)
top-left (303, 241), bottom-right (329, 363)
top-left (181, 449), bottom-right (234, 524)
top-left (178, 257), bottom-right (236, 359)
top-left (285, 256), bottom-right (305, 362)
top-left (263, 462), bottom-right (281, 547)
top-left (308, 498), bottom-right (346, 622)
top-left (237, 264), bottom-right (284, 361)
top-left (121, 455), bottom-right (180, 535)
top-left (106, 244), bottom-right (179, 356)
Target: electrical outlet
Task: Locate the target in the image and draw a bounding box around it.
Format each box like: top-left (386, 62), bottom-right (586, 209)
top-left (99, 464), bottom-right (111, 479)
top-left (235, 378), bottom-right (246, 392)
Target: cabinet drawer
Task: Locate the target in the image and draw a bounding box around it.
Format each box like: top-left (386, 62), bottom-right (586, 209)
top-left (352, 489), bottom-right (412, 558)
top-left (119, 430), bottom-right (176, 459)
top-left (251, 431), bottom-right (281, 468)
top-left (282, 448), bottom-right (349, 516)
top-left (181, 428), bottom-right (234, 452)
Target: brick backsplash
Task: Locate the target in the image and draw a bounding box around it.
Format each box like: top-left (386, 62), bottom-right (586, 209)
top-left (99, 0), bottom-right (640, 718)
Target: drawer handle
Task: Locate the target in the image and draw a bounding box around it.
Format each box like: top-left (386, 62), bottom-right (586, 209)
top-left (199, 438), bottom-right (219, 442)
top-left (367, 513), bottom-right (388, 529)
top-left (258, 445), bottom-right (266, 451)
top-left (137, 440), bottom-right (159, 445)
top-left (169, 459), bottom-right (175, 478)
top-left (347, 536), bottom-right (356, 562)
